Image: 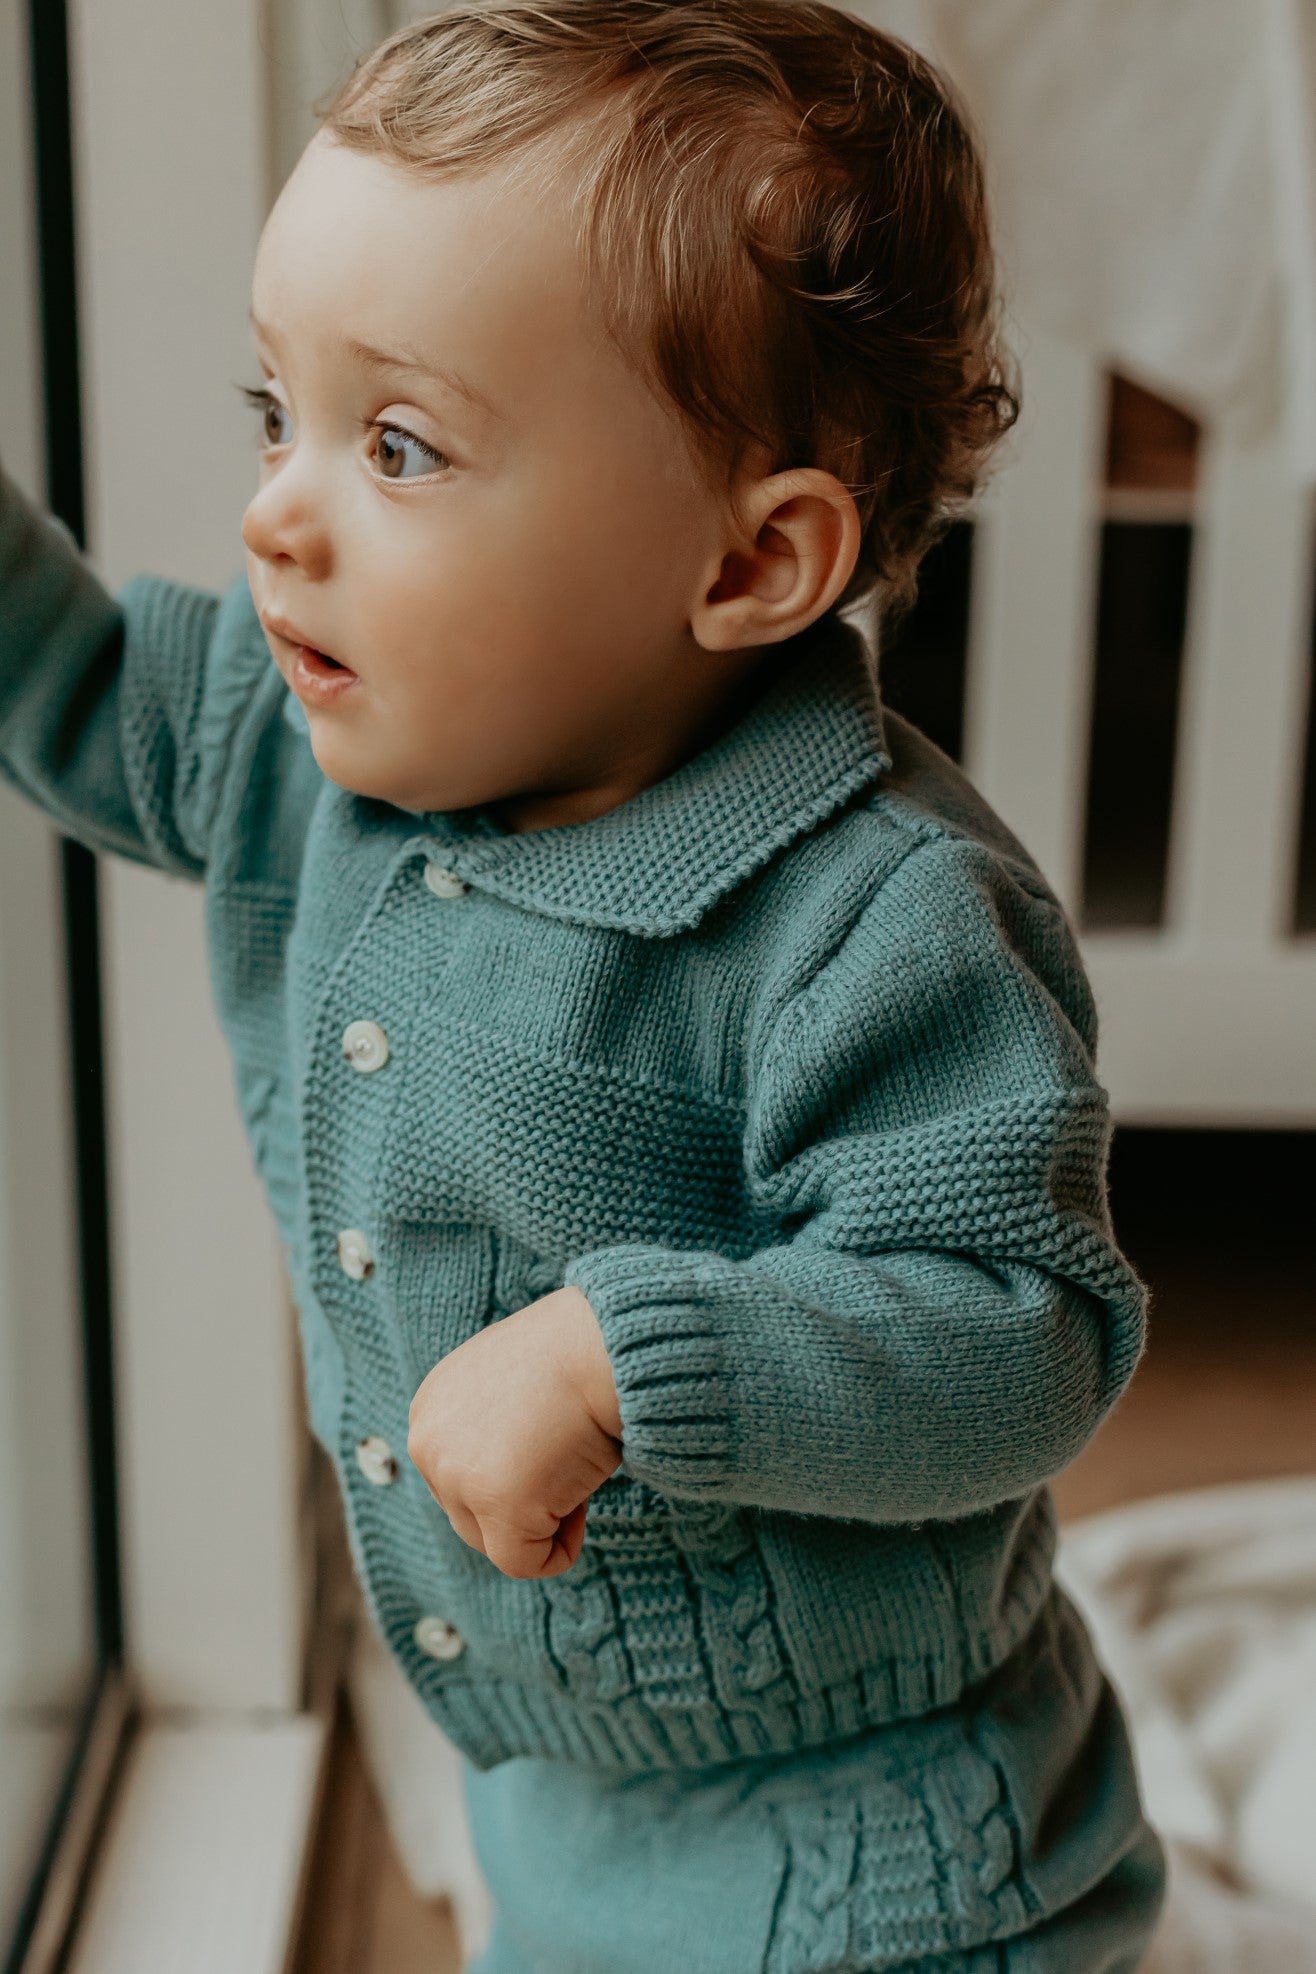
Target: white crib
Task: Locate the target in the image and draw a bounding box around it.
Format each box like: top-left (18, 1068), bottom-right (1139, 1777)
top-left (876, 334), bottom-right (1316, 1128)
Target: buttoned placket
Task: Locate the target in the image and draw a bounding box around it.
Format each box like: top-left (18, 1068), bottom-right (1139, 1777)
top-left (307, 836), bottom-right (476, 1678)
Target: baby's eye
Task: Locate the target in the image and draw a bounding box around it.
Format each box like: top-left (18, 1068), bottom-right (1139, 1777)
top-left (237, 383), bottom-right (292, 448)
top-left (372, 423), bottom-right (449, 482)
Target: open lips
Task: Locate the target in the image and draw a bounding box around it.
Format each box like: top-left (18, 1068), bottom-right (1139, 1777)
top-left (260, 613), bottom-right (359, 699)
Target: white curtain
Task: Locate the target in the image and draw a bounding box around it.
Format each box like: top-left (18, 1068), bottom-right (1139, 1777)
top-left (859, 0), bottom-right (1316, 479)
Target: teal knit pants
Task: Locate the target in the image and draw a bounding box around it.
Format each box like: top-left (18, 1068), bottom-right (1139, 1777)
top-left (460, 1587), bottom-right (1166, 1973)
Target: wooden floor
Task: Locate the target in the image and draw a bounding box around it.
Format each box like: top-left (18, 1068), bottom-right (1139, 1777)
top-left (290, 1703), bottom-right (464, 1974)
top-left (291, 1127), bottom-right (1316, 1974)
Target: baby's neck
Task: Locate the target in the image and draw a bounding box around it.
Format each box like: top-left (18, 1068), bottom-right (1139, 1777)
top-left (491, 643), bottom-right (780, 835)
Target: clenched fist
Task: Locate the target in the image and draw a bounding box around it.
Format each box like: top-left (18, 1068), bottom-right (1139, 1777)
top-left (408, 1284), bottom-right (624, 1580)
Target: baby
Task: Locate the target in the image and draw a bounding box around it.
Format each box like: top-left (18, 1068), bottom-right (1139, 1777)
top-left (0, 1), bottom-right (1166, 1968)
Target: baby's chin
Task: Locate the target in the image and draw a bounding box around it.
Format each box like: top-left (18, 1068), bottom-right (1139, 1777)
top-left (304, 726), bottom-right (497, 818)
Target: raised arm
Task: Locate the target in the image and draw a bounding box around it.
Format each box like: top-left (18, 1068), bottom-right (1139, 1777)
top-left (563, 829), bottom-right (1148, 1525)
top-left (0, 458), bottom-right (256, 876)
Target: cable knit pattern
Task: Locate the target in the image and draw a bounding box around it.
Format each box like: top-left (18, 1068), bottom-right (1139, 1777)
top-left (0, 464), bottom-right (1150, 1815)
top-left (758, 1686), bottom-right (1040, 1969)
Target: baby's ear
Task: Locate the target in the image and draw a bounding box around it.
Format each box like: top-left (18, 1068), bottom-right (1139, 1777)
top-left (690, 467), bottom-right (861, 651)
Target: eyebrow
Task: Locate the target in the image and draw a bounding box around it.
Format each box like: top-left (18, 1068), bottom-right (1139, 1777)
top-left (248, 309), bottom-right (502, 422)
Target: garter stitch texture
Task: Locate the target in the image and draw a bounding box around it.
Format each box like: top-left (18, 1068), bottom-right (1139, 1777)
top-left (0, 463), bottom-right (1148, 1779)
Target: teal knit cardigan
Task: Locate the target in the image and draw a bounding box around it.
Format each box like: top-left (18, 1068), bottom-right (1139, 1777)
top-left (0, 466), bottom-right (1146, 1772)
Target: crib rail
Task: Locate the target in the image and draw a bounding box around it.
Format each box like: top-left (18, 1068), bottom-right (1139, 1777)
top-left (957, 327), bottom-right (1316, 1126)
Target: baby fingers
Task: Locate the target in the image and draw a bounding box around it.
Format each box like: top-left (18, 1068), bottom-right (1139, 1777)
top-left (477, 1499), bottom-right (589, 1580)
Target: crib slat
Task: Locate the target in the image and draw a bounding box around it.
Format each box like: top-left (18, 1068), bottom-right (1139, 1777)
top-left (1082, 935), bottom-right (1316, 1124)
top-left (1165, 423), bottom-right (1314, 945)
top-left (962, 329), bottom-right (1106, 915)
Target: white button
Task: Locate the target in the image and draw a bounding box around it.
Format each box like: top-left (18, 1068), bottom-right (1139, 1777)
top-left (355, 1434), bottom-right (398, 1486)
top-left (413, 1614), bottom-right (466, 1662)
top-left (342, 1019), bottom-right (390, 1074)
top-left (336, 1228), bottom-right (375, 1280)
top-left (424, 862), bottom-right (469, 899)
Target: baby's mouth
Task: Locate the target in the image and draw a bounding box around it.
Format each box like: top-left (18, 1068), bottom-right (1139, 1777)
top-left (269, 628), bottom-right (361, 703)
top-left (303, 647), bottom-right (351, 675)
top-left (291, 642), bottom-right (358, 690)
top-left (260, 612), bottom-right (356, 679)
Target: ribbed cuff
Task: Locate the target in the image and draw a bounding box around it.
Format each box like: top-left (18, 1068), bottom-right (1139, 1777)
top-left (562, 1245), bottom-right (735, 1497)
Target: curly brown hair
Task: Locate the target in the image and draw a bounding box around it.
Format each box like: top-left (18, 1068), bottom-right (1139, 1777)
top-left (319, 0), bottom-right (1019, 627)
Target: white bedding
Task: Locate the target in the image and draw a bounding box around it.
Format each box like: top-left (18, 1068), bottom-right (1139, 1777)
top-left (1056, 1476), bottom-right (1316, 1971)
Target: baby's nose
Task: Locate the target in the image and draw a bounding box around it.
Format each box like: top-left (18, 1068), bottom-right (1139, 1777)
top-left (241, 476), bottom-right (332, 579)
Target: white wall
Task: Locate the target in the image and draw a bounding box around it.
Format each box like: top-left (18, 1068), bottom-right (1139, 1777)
top-left (67, 0), bottom-right (307, 1710)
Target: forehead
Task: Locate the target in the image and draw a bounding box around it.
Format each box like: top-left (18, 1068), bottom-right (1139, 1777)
top-left (250, 134), bottom-right (594, 415)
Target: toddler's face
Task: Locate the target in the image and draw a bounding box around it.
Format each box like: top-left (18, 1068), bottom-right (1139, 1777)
top-left (242, 131), bottom-right (757, 829)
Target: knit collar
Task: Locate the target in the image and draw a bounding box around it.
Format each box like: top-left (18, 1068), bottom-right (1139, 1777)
top-left (412, 609), bottom-right (892, 938)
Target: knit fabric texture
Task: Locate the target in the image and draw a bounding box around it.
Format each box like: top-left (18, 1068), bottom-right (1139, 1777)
top-left (0, 463), bottom-right (1149, 1775)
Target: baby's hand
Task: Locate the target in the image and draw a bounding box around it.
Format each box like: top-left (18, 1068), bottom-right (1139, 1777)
top-left (408, 1286), bottom-right (624, 1579)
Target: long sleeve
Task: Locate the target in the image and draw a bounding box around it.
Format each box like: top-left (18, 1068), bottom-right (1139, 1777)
top-left (563, 828), bottom-right (1147, 1525)
top-left (0, 459), bottom-right (255, 877)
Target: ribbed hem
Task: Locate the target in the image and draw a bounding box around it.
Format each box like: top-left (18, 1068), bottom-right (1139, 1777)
top-left (400, 1548), bottom-right (1058, 1775)
top-left (563, 1246), bottom-right (736, 1496)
